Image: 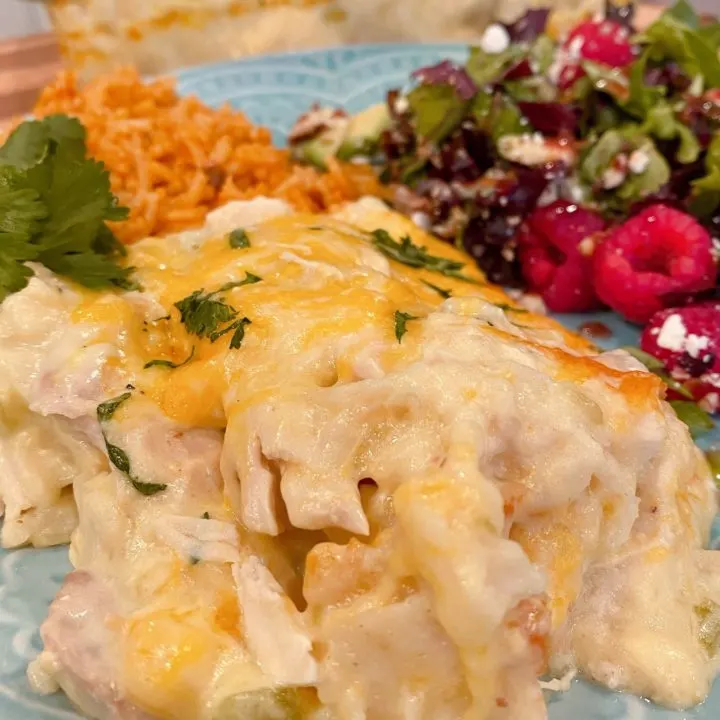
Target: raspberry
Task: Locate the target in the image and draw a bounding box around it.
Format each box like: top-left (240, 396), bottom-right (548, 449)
top-left (593, 204), bottom-right (717, 323)
top-left (556, 20), bottom-right (635, 90)
top-left (641, 302), bottom-right (720, 413)
top-left (517, 201), bottom-right (606, 312)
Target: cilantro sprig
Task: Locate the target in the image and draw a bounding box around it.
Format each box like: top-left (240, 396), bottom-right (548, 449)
top-left (144, 346), bottom-right (196, 370)
top-left (370, 229), bottom-right (482, 285)
top-left (96, 392), bottom-right (166, 496)
top-left (0, 115), bottom-right (133, 302)
top-left (394, 310), bottom-right (417, 342)
top-left (174, 273), bottom-right (259, 348)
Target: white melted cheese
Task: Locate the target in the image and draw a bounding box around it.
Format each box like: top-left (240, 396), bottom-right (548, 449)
top-left (0, 198), bottom-right (717, 720)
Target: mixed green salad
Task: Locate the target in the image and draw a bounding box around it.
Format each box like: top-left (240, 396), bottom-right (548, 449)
top-left (289, 0), bottom-right (720, 431)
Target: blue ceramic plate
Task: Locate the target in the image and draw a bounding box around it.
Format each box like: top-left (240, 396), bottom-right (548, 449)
top-left (1, 44), bottom-right (718, 720)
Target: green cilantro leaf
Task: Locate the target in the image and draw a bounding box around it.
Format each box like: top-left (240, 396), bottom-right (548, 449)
top-left (174, 289), bottom-right (238, 339)
top-left (421, 280), bottom-right (452, 299)
top-left (144, 346), bottom-right (196, 369)
top-left (370, 229), bottom-right (482, 285)
top-left (0, 115), bottom-right (133, 302)
top-left (229, 318), bottom-right (252, 349)
top-left (229, 228), bottom-right (250, 249)
top-left (174, 282), bottom-right (254, 349)
top-left (0, 121), bottom-right (52, 171)
top-left (97, 392), bottom-right (132, 422)
top-left (209, 317), bottom-right (251, 347)
top-left (394, 311), bottom-right (417, 342)
top-left (217, 272), bottom-right (262, 292)
top-left (104, 437), bottom-right (167, 496)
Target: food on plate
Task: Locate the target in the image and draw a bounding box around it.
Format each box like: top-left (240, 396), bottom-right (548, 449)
top-left (288, 0), bottom-right (720, 419)
top-left (1, 172), bottom-right (718, 718)
top-left (20, 68), bottom-right (385, 245)
top-left (641, 301), bottom-right (720, 415)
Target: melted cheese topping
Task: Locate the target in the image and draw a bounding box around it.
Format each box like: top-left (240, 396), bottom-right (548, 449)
top-left (3, 198), bottom-right (717, 720)
top-left (70, 199), bottom-right (591, 431)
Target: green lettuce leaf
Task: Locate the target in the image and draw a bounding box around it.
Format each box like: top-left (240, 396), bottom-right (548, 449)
top-left (641, 102), bottom-right (701, 163)
top-left (581, 129), bottom-right (670, 206)
top-left (637, 1), bottom-right (720, 88)
top-left (689, 133), bottom-right (720, 217)
top-left (406, 83), bottom-right (469, 144)
top-left (466, 46), bottom-right (526, 88)
top-left (471, 92), bottom-right (526, 142)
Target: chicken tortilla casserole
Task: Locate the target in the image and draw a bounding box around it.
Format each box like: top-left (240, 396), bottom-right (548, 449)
top-left (0, 195), bottom-right (718, 719)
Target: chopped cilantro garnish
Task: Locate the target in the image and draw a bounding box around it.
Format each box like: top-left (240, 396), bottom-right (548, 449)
top-left (229, 228), bottom-right (250, 249)
top-left (174, 290), bottom-right (238, 339)
top-left (144, 346), bottom-right (195, 370)
top-left (174, 279), bottom-right (256, 348)
top-left (210, 317), bottom-right (252, 348)
top-left (217, 272), bottom-right (262, 292)
top-left (103, 439), bottom-right (167, 496)
top-left (371, 229), bottom-right (482, 284)
top-left (394, 311), bottom-right (417, 342)
top-left (97, 392), bottom-right (166, 495)
top-left (97, 392), bottom-right (132, 422)
top-left (0, 115), bottom-right (133, 302)
top-left (421, 280), bottom-right (452, 299)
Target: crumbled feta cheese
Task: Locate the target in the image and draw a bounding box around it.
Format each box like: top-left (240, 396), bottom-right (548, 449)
top-left (567, 36), bottom-right (585, 60)
top-left (394, 95), bottom-right (409, 114)
top-left (656, 314), bottom-right (687, 352)
top-left (507, 215), bottom-right (522, 227)
top-left (410, 212), bottom-right (431, 230)
top-left (562, 177), bottom-right (586, 204)
top-left (628, 149), bottom-right (650, 175)
top-left (711, 237), bottom-right (720, 262)
top-left (601, 166), bottom-right (626, 190)
top-left (479, 23), bottom-right (511, 55)
top-left (537, 183), bottom-right (560, 207)
top-left (685, 333), bottom-right (710, 359)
